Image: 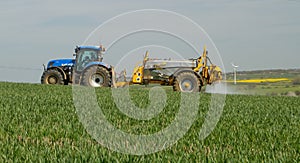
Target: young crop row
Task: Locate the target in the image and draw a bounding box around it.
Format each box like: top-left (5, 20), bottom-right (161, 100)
top-left (0, 82), bottom-right (299, 162)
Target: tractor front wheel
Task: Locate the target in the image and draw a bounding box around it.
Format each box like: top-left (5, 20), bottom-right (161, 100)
top-left (81, 66), bottom-right (111, 87)
top-left (173, 72), bottom-right (200, 92)
top-left (41, 69), bottom-right (64, 85)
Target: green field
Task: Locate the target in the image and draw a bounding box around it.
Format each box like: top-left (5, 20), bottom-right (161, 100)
top-left (0, 82), bottom-right (299, 162)
top-left (225, 68), bottom-right (300, 96)
top-left (225, 82), bottom-right (300, 96)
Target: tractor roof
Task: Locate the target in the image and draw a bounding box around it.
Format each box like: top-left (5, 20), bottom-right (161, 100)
top-left (79, 45), bottom-right (101, 50)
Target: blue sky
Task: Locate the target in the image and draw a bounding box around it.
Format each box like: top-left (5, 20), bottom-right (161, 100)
top-left (0, 0), bottom-right (299, 83)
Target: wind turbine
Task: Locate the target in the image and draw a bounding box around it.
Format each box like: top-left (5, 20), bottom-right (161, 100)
top-left (231, 63), bottom-right (239, 85)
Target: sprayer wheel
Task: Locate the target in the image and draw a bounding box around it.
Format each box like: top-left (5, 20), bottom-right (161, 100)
top-left (173, 72), bottom-right (200, 92)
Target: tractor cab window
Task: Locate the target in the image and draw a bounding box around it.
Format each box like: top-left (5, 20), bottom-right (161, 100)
top-left (76, 49), bottom-right (100, 71)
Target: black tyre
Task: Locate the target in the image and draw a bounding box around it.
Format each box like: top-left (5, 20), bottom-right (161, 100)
top-left (81, 66), bottom-right (111, 87)
top-left (64, 79), bottom-right (69, 85)
top-left (41, 69), bottom-right (64, 85)
top-left (143, 79), bottom-right (150, 86)
top-left (173, 72), bottom-right (200, 92)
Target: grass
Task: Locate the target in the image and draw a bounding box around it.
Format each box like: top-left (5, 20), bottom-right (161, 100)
top-left (0, 82), bottom-right (299, 162)
top-left (230, 82), bottom-right (300, 95)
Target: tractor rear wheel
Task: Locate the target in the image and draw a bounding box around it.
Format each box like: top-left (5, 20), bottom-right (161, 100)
top-left (81, 66), bottom-right (111, 87)
top-left (173, 72), bottom-right (200, 92)
top-left (41, 69), bottom-right (64, 85)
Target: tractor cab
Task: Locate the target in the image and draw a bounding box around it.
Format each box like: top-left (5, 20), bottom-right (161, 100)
top-left (74, 45), bottom-right (106, 72)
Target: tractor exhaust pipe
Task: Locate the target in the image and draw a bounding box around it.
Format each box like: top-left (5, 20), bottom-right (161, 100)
top-left (42, 64), bottom-right (46, 71)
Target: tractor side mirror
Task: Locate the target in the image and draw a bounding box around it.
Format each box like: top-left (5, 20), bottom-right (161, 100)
top-left (100, 45), bottom-right (106, 52)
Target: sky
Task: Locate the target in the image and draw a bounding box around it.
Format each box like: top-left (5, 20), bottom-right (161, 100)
top-left (0, 0), bottom-right (299, 83)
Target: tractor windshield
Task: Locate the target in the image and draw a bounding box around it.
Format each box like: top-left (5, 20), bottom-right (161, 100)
top-left (75, 49), bottom-right (102, 71)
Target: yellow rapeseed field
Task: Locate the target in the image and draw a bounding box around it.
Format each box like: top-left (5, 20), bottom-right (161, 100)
top-left (227, 78), bottom-right (291, 83)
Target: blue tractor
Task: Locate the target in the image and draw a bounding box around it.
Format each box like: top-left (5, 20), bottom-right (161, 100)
top-left (41, 45), bottom-right (112, 87)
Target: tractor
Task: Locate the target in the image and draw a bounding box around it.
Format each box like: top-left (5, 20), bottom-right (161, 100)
top-left (41, 45), bottom-right (111, 86)
top-left (41, 45), bottom-right (222, 92)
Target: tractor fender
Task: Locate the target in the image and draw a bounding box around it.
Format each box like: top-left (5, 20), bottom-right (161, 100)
top-left (80, 63), bottom-right (111, 77)
top-left (84, 62), bottom-right (111, 70)
top-left (47, 67), bottom-right (67, 80)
